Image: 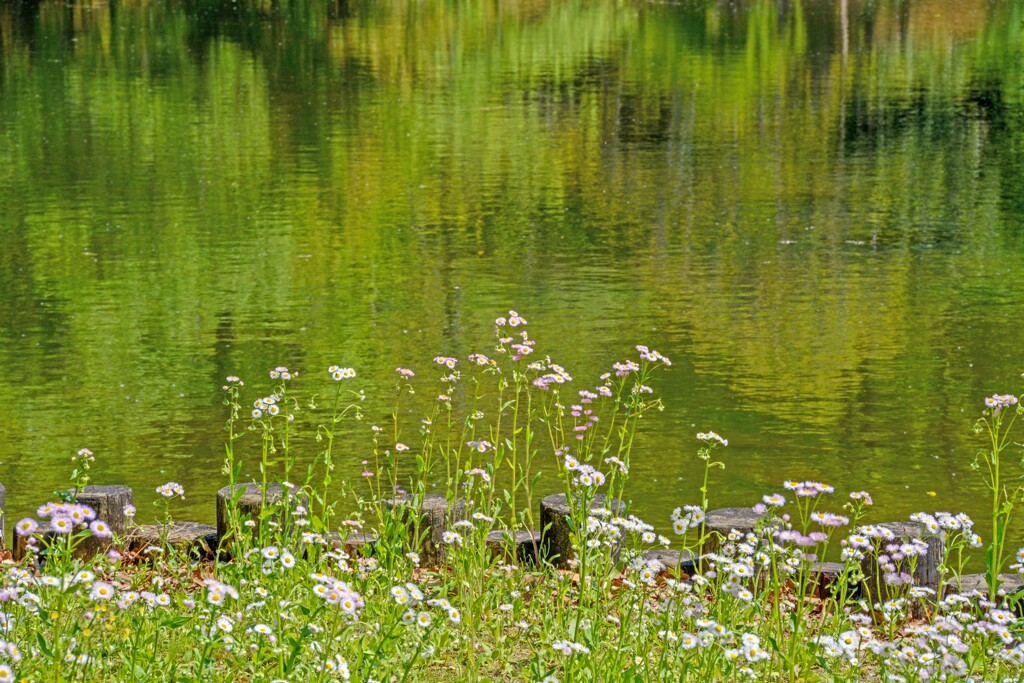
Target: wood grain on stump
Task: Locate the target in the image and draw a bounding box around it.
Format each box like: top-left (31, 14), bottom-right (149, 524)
top-left (859, 521), bottom-right (943, 618)
top-left (944, 573), bottom-right (1024, 596)
top-left (74, 485), bottom-right (134, 559)
top-left (539, 493), bottom-right (624, 568)
top-left (216, 482), bottom-right (305, 544)
top-left (486, 529), bottom-right (540, 566)
top-left (701, 507), bottom-right (770, 555)
top-left (327, 532), bottom-right (378, 556)
top-left (384, 494), bottom-right (465, 567)
top-left (128, 522), bottom-right (219, 559)
top-left (642, 548), bottom-right (699, 576)
top-left (12, 485), bottom-right (134, 563)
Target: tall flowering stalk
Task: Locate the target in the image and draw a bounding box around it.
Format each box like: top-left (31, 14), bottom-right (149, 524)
top-left (973, 392), bottom-right (1022, 600)
top-left (314, 366), bottom-right (362, 532)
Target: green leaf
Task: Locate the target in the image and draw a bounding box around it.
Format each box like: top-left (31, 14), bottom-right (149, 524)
top-left (36, 632), bottom-right (53, 659)
top-left (161, 615), bottom-right (193, 629)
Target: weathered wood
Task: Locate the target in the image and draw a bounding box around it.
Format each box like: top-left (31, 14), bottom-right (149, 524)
top-left (326, 531), bottom-right (378, 556)
top-left (642, 548), bottom-right (699, 576)
top-left (701, 507), bottom-right (770, 555)
top-left (216, 482), bottom-right (305, 544)
top-left (808, 561), bottom-right (851, 598)
top-left (944, 573), bottom-right (1024, 596)
top-left (12, 535), bottom-right (38, 564)
top-left (486, 529), bottom-right (541, 566)
top-left (859, 521), bottom-right (943, 618)
top-left (74, 485), bottom-right (134, 559)
top-left (127, 522), bottom-right (219, 560)
top-left (12, 485), bottom-right (134, 563)
top-left (384, 494), bottom-right (466, 567)
top-left (539, 493), bottom-right (624, 568)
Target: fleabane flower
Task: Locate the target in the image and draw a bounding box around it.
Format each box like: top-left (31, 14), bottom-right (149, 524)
top-left (696, 431), bottom-right (728, 446)
top-left (330, 366), bottom-right (356, 380)
top-left (50, 517), bottom-right (74, 534)
top-left (89, 520), bottom-right (113, 538)
top-left (14, 519), bottom-right (37, 537)
top-left (156, 482), bottom-right (185, 498)
top-left (91, 582), bottom-right (115, 601)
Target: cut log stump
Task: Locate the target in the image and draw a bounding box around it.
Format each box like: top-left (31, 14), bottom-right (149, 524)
top-left (384, 494), bottom-right (466, 567)
top-left (859, 521), bottom-right (944, 619)
top-left (642, 548), bottom-right (699, 576)
top-left (128, 522), bottom-right (219, 560)
top-left (944, 573), bottom-right (1024, 597)
top-left (701, 507), bottom-right (772, 555)
top-left (486, 529), bottom-right (541, 566)
top-left (326, 532), bottom-right (378, 556)
top-left (12, 485), bottom-right (134, 563)
top-left (539, 493), bottom-right (624, 568)
top-left (216, 482), bottom-right (306, 546)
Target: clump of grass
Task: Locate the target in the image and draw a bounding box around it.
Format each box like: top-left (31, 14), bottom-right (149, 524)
top-left (3, 312), bottom-right (1024, 682)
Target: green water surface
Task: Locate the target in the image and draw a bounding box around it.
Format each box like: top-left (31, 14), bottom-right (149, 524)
top-left (1, 0), bottom-right (1024, 537)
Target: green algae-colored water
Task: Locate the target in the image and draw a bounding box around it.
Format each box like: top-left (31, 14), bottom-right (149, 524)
top-left (1, 0), bottom-right (1024, 536)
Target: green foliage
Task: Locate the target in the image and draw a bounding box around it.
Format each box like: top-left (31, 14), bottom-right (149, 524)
top-left (5, 315), bottom-right (1024, 682)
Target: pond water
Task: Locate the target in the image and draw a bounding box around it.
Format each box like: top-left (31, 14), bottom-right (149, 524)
top-left (1, 0), bottom-right (1024, 540)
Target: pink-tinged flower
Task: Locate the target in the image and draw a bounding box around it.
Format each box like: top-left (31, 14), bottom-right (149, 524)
top-left (89, 520), bottom-right (113, 538)
top-left (156, 482), bottom-right (185, 498)
top-left (985, 394), bottom-right (1018, 412)
top-left (91, 581), bottom-right (115, 601)
top-left (68, 507), bottom-right (89, 524)
top-left (270, 366), bottom-right (295, 381)
top-left (396, 368), bottom-right (415, 378)
top-left (15, 518), bottom-right (38, 537)
top-left (849, 491), bottom-right (873, 506)
top-left (696, 431), bottom-right (728, 447)
top-left (395, 443), bottom-right (409, 452)
top-left (51, 516), bottom-right (74, 534)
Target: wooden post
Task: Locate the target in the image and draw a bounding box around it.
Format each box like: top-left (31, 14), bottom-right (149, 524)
top-left (13, 485), bottom-right (135, 563)
top-left (327, 532), bottom-right (378, 556)
top-left (539, 493), bottom-right (624, 568)
top-left (385, 494), bottom-right (465, 567)
top-left (486, 529), bottom-right (541, 566)
top-left (642, 548), bottom-right (699, 576)
top-left (701, 507), bottom-right (771, 555)
top-left (216, 482), bottom-right (305, 546)
top-left (74, 485), bottom-right (134, 559)
top-left (808, 561), bottom-right (850, 599)
top-left (127, 521), bottom-right (219, 560)
top-left (859, 521), bottom-right (944, 618)
top-left (944, 573), bottom-right (1024, 597)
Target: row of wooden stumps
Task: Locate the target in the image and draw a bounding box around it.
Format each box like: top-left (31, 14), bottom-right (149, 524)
top-left (1, 483), bottom-right (1020, 604)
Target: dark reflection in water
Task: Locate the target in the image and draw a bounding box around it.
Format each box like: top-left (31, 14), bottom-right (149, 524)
top-left (0, 0), bottom-right (1023, 546)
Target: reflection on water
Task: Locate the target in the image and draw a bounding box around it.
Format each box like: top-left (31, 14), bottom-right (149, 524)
top-left (1, 0), bottom-right (1023, 538)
